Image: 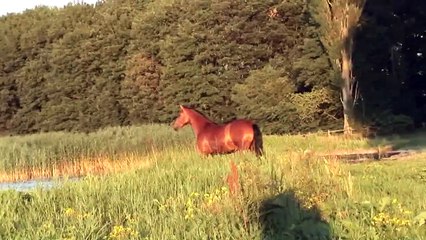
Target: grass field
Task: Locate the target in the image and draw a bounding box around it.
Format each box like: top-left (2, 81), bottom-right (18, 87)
top-left (0, 125), bottom-right (425, 239)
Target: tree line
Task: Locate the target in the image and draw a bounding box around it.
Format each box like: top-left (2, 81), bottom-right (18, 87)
top-left (0, 0), bottom-right (424, 135)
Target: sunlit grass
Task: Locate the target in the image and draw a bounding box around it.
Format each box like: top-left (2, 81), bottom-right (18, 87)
top-left (0, 124), bottom-right (194, 182)
top-left (0, 125), bottom-right (425, 239)
top-left (0, 153), bottom-right (153, 182)
top-left (0, 125), bottom-right (379, 182)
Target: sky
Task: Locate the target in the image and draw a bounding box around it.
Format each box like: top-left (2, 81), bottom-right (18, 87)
top-left (0, 0), bottom-right (99, 16)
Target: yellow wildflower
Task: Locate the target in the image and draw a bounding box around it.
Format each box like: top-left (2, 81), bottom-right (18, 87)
top-left (109, 225), bottom-right (138, 239)
top-left (403, 210), bottom-right (412, 215)
top-left (64, 208), bottom-right (75, 217)
top-left (190, 192), bottom-right (200, 198)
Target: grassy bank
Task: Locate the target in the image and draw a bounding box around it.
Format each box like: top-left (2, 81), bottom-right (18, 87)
top-left (0, 125), bottom-right (425, 239)
top-left (0, 125), bottom-right (194, 181)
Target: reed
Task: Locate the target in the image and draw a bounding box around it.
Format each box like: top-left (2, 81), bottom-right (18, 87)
top-left (0, 124), bottom-right (193, 175)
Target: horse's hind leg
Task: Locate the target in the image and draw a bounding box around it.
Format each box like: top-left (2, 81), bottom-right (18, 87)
top-left (238, 134), bottom-right (254, 154)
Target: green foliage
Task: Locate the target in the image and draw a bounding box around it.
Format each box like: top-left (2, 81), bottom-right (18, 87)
top-left (0, 2), bottom-right (137, 134)
top-left (137, 0), bottom-right (319, 123)
top-left (233, 63), bottom-right (340, 134)
top-left (230, 0), bottom-right (340, 133)
top-left (0, 0), bottom-right (424, 135)
top-left (232, 64), bottom-right (299, 134)
top-left (0, 0), bottom-right (343, 134)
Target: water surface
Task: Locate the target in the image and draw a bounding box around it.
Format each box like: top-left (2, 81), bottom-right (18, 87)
top-left (0, 178), bottom-right (80, 191)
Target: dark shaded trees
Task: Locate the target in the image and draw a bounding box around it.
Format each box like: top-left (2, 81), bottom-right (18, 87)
top-left (353, 0), bottom-right (426, 134)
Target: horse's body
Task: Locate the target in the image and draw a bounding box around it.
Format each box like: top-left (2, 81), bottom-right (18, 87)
top-left (172, 105), bottom-right (263, 156)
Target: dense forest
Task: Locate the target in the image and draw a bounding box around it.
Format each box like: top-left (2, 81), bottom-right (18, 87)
top-left (0, 0), bottom-right (424, 135)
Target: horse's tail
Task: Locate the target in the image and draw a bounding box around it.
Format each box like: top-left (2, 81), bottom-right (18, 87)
top-left (251, 123), bottom-right (264, 157)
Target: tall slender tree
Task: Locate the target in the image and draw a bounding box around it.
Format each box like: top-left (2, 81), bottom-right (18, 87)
top-left (309, 0), bottom-right (366, 134)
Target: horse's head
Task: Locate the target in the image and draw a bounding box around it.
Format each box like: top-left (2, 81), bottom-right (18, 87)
top-left (172, 105), bottom-right (190, 130)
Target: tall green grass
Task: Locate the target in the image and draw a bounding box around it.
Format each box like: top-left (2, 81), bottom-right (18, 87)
top-left (0, 124), bottom-right (194, 171)
top-left (0, 127), bottom-right (425, 239)
top-left (0, 126), bottom-right (426, 239)
top-left (0, 124), bottom-right (383, 172)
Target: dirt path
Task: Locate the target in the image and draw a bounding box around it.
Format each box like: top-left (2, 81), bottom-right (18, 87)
top-left (319, 147), bottom-right (425, 163)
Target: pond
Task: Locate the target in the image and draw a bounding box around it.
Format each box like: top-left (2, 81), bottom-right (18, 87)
top-left (0, 177), bottom-right (80, 192)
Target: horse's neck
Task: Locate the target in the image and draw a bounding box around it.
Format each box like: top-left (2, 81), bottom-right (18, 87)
top-left (187, 110), bottom-right (214, 136)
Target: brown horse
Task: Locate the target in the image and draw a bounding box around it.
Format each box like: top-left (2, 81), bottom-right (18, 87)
top-left (171, 105), bottom-right (263, 156)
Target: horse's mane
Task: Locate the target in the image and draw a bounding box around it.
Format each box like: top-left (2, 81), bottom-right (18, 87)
top-left (182, 105), bottom-right (237, 125)
top-left (182, 105), bottom-right (211, 120)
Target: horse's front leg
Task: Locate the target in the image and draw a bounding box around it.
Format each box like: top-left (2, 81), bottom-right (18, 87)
top-left (196, 136), bottom-right (215, 157)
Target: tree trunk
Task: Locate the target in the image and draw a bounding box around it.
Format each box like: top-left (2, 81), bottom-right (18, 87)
top-left (343, 112), bottom-right (352, 134)
top-left (339, 6), bottom-right (359, 135)
top-left (341, 46), bottom-right (356, 134)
